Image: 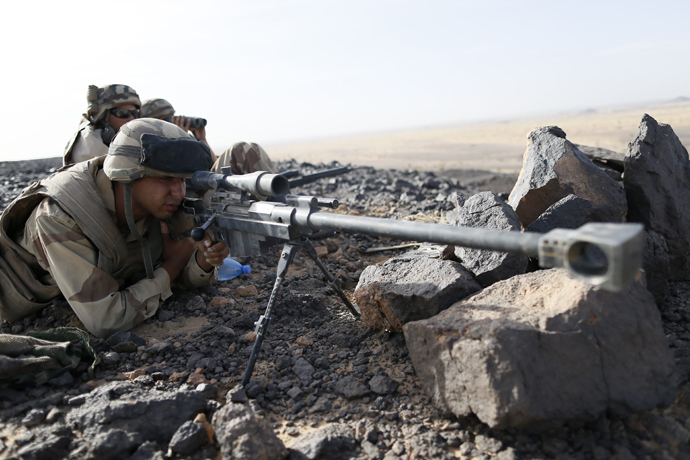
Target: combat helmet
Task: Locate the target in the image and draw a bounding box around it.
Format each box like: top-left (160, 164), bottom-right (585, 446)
top-left (86, 84), bottom-right (141, 124)
top-left (104, 118), bottom-right (213, 279)
top-left (141, 98), bottom-right (175, 120)
top-left (104, 118), bottom-right (213, 182)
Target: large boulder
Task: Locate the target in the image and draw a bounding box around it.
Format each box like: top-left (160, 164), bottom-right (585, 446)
top-left (624, 114), bottom-right (690, 280)
top-left (446, 192), bottom-right (528, 286)
top-left (67, 381), bottom-right (209, 443)
top-left (354, 248), bottom-right (481, 332)
top-left (527, 194), bottom-right (594, 233)
top-left (508, 126), bottom-right (627, 227)
top-left (403, 269), bottom-right (675, 430)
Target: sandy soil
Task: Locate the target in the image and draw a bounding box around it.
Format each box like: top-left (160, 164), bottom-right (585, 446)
top-left (264, 99), bottom-right (690, 173)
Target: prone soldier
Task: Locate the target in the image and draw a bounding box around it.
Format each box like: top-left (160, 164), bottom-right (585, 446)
top-left (0, 118), bottom-right (230, 338)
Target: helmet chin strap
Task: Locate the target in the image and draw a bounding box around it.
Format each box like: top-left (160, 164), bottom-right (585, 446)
top-left (123, 182), bottom-right (155, 279)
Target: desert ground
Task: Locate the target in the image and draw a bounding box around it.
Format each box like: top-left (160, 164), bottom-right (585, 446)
top-left (264, 99), bottom-right (690, 173)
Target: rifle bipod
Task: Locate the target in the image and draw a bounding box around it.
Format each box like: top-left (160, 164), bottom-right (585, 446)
top-left (241, 238), bottom-right (361, 386)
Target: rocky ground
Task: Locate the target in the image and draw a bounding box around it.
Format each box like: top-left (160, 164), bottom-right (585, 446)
top-left (0, 157), bottom-right (688, 460)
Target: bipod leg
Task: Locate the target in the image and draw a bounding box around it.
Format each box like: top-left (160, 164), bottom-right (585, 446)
top-left (242, 242), bottom-right (299, 386)
top-left (301, 239), bottom-right (361, 319)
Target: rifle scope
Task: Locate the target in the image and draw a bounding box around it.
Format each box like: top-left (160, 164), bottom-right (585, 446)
top-left (190, 171), bottom-right (290, 197)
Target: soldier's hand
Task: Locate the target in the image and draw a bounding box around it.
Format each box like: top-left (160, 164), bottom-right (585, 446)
top-left (189, 125), bottom-right (207, 142)
top-left (160, 222), bottom-right (196, 280)
top-left (171, 115), bottom-right (192, 133)
top-left (194, 233), bottom-right (230, 271)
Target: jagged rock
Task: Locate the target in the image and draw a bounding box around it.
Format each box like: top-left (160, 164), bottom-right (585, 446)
top-left (446, 192), bottom-right (528, 286)
top-left (169, 420), bottom-right (209, 455)
top-left (508, 126), bottom-right (627, 227)
top-left (624, 114), bottom-right (690, 280)
top-left (289, 423), bottom-right (360, 460)
top-left (527, 194), bottom-right (594, 233)
top-left (212, 402), bottom-right (288, 460)
top-left (13, 425), bottom-right (72, 460)
top-left (293, 357), bottom-right (315, 381)
top-left (644, 230), bottom-right (670, 305)
top-left (88, 429), bottom-right (143, 460)
top-left (354, 250), bottom-right (481, 332)
top-left (66, 381), bottom-right (209, 443)
top-left (106, 331), bottom-right (146, 353)
top-left (369, 373), bottom-right (399, 395)
top-left (130, 441), bottom-right (165, 460)
top-left (334, 375), bottom-right (370, 400)
top-left (403, 269), bottom-right (675, 429)
top-left (574, 144), bottom-right (626, 171)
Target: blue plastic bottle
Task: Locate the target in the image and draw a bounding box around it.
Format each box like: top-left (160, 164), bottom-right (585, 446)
top-left (217, 257), bottom-right (251, 281)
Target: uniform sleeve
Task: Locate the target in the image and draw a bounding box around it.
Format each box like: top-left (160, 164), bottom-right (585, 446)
top-left (28, 201), bottom-right (173, 338)
top-left (176, 250), bottom-right (218, 289)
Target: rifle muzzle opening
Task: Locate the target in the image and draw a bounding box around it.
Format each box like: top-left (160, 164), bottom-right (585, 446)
top-left (537, 223), bottom-right (644, 292)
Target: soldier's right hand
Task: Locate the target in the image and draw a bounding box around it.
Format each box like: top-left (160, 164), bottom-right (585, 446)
top-left (160, 221), bottom-right (196, 280)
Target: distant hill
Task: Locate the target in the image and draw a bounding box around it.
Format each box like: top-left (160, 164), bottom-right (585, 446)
top-left (267, 99), bottom-right (690, 173)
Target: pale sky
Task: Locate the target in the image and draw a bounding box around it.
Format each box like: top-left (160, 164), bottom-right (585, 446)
top-left (1, 0), bottom-right (688, 162)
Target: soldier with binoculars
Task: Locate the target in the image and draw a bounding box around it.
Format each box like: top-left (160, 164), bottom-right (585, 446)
top-left (141, 98), bottom-right (277, 175)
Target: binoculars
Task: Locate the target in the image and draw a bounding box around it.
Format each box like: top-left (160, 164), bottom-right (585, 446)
top-left (182, 116), bottom-right (207, 128)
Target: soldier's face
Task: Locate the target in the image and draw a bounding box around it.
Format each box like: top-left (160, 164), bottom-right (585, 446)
top-left (130, 176), bottom-right (186, 220)
top-left (108, 103), bottom-right (139, 133)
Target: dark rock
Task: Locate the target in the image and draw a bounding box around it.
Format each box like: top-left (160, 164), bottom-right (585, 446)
top-left (369, 374), bottom-right (399, 395)
top-left (527, 194), bottom-right (594, 233)
top-left (334, 376), bottom-right (370, 400)
top-left (106, 331), bottom-right (146, 353)
top-left (130, 441), bottom-right (165, 460)
top-left (508, 126), bottom-right (627, 227)
top-left (13, 425), bottom-right (71, 460)
top-left (644, 230), bottom-right (670, 305)
top-left (624, 114), bottom-right (690, 280)
top-left (66, 381), bottom-right (208, 443)
top-left (355, 250), bottom-right (481, 331)
top-left (574, 144), bottom-right (626, 172)
top-left (404, 268), bottom-right (676, 429)
top-left (289, 423), bottom-right (360, 460)
top-left (446, 191), bottom-right (528, 286)
top-left (156, 309), bottom-right (175, 322)
top-left (169, 420), bottom-right (209, 455)
top-left (88, 429), bottom-right (142, 460)
top-left (293, 357), bottom-right (315, 381)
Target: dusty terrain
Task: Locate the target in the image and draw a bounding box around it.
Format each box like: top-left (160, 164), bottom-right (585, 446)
top-left (0, 103), bottom-right (689, 459)
top-left (264, 99), bottom-right (690, 173)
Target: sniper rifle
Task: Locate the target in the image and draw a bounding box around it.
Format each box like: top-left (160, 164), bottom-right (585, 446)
top-left (279, 165), bottom-right (365, 188)
top-left (182, 170), bottom-right (644, 386)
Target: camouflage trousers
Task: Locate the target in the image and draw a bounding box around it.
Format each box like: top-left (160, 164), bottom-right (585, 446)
top-left (212, 142), bottom-right (277, 175)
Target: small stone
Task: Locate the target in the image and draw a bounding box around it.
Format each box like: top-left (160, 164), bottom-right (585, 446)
top-left (234, 285), bottom-right (259, 297)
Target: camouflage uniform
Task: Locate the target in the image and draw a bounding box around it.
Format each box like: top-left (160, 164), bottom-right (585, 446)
top-left (213, 142), bottom-right (278, 174)
top-left (141, 98), bottom-right (276, 175)
top-left (141, 98), bottom-right (175, 120)
top-left (63, 84), bottom-right (140, 167)
top-left (2, 119), bottom-right (215, 338)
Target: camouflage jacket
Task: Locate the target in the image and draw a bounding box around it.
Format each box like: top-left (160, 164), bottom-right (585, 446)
top-left (3, 158), bottom-right (216, 338)
top-left (62, 115), bottom-right (108, 166)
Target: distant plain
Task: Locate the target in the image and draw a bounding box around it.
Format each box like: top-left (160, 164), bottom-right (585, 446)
top-left (265, 99), bottom-right (690, 173)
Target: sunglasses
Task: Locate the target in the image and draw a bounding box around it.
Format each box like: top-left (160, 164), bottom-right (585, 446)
top-left (110, 107), bottom-right (141, 119)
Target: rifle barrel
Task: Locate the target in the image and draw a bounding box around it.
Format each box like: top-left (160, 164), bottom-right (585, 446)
top-left (307, 212), bottom-right (542, 256)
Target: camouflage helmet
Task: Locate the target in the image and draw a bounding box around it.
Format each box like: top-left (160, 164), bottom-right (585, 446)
top-left (141, 98), bottom-right (175, 120)
top-left (104, 118), bottom-right (213, 183)
top-left (86, 84), bottom-right (141, 123)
